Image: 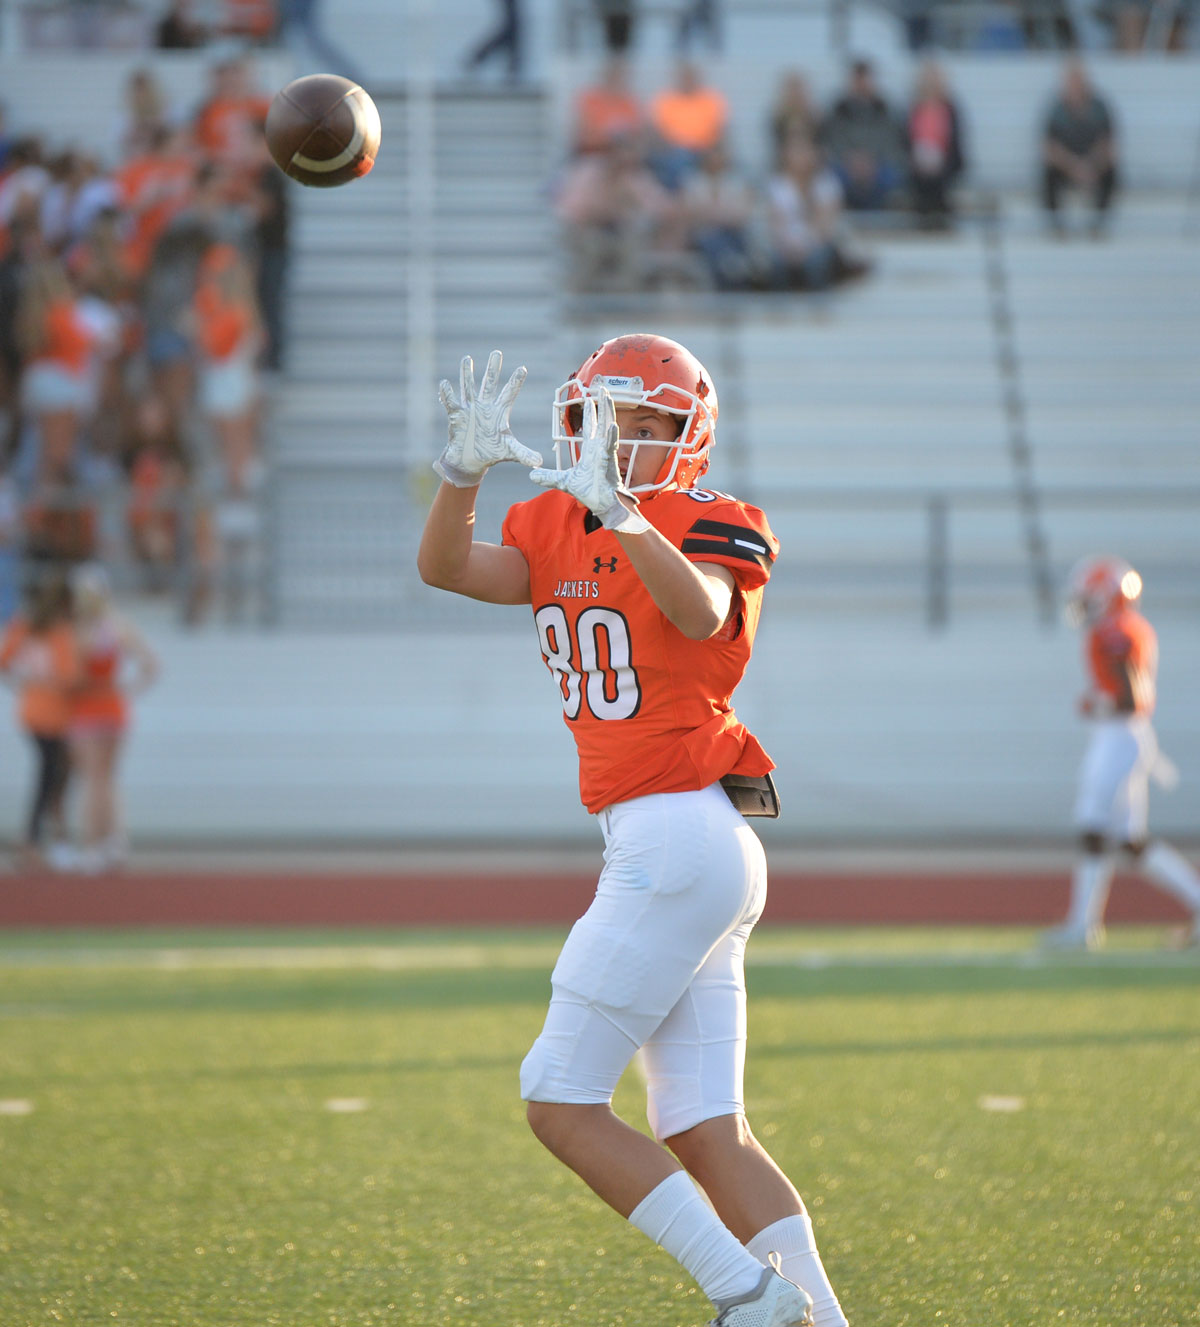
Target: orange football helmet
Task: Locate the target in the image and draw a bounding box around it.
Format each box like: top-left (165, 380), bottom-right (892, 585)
top-left (551, 334), bottom-right (718, 495)
top-left (1065, 555), bottom-right (1143, 627)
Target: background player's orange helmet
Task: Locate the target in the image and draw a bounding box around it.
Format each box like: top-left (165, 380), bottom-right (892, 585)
top-left (1065, 554), bottom-right (1143, 627)
top-left (552, 333), bottom-right (718, 495)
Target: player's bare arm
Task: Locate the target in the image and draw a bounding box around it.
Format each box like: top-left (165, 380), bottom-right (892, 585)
top-left (616, 530), bottom-right (736, 641)
top-left (418, 350), bottom-right (538, 604)
top-left (417, 481), bottom-right (531, 604)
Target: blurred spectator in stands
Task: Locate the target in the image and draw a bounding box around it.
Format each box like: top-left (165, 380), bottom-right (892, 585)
top-left (124, 391), bottom-right (216, 622)
top-left (0, 571), bottom-right (79, 871)
top-left (68, 562), bottom-right (159, 873)
top-left (220, 0), bottom-right (277, 44)
top-left (242, 126), bottom-right (291, 372)
top-left (156, 0), bottom-right (206, 48)
top-left (648, 60), bottom-right (728, 191)
top-left (594, 0), bottom-right (635, 53)
top-left (193, 57), bottom-right (271, 173)
top-left (0, 472), bottom-right (19, 623)
top-left (907, 61), bottom-right (965, 230)
top-left (15, 257), bottom-right (95, 490)
top-left (0, 212), bottom-right (43, 451)
top-left (677, 0), bottom-right (721, 52)
top-left (113, 68), bottom-right (173, 164)
top-left (556, 134), bottom-right (682, 292)
top-left (768, 70), bottom-right (820, 166)
top-left (0, 102), bottom-right (14, 174)
top-left (681, 141), bottom-right (758, 290)
top-left (41, 152), bottom-right (119, 254)
top-left (1109, 0), bottom-right (1190, 48)
top-left (115, 124), bottom-right (196, 281)
top-left (462, 0), bottom-right (523, 84)
top-left (573, 57), bottom-right (644, 156)
top-left (819, 59), bottom-right (907, 211)
top-left (277, 0), bottom-right (366, 84)
top-left (193, 243), bottom-right (263, 502)
top-left (126, 392), bottom-right (188, 587)
top-left (974, 0), bottom-right (1026, 48)
top-left (1041, 60), bottom-right (1118, 238)
top-left (140, 161), bottom-right (232, 442)
top-left (766, 134), bottom-right (869, 291)
top-left (0, 139), bottom-right (50, 230)
top-left (896, 0), bottom-right (935, 50)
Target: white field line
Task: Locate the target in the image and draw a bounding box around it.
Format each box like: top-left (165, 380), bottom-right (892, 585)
top-left (0, 945), bottom-right (1194, 973)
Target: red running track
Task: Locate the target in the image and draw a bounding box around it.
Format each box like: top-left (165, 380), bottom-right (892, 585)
top-left (0, 869), bottom-right (1188, 928)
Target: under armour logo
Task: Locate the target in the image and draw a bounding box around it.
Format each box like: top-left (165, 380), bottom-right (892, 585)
top-left (593, 556), bottom-right (618, 574)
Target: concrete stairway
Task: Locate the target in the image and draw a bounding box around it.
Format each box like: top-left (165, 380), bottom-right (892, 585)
top-left (267, 88), bottom-right (556, 627)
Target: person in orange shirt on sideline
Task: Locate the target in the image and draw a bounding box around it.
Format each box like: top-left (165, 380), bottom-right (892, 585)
top-left (1043, 556), bottom-right (1200, 950)
top-left (417, 337), bottom-right (845, 1327)
top-left (648, 60), bottom-right (728, 190)
top-left (68, 563), bottom-right (159, 872)
top-left (0, 573), bottom-right (80, 871)
top-left (573, 56), bottom-right (644, 156)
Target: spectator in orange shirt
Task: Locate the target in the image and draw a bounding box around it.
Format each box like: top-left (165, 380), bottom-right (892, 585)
top-left (114, 124), bottom-right (196, 279)
top-left (648, 61), bottom-right (728, 190)
top-left (0, 572), bottom-right (79, 870)
top-left (573, 57), bottom-right (644, 156)
top-left (193, 57), bottom-right (271, 171)
top-left (68, 562), bottom-right (158, 872)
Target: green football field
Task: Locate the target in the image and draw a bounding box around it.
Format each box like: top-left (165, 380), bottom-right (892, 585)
top-left (1, 925), bottom-right (1197, 1327)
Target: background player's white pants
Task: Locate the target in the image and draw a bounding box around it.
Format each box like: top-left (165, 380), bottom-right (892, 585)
top-left (1073, 717), bottom-right (1158, 842)
top-left (520, 783), bottom-right (767, 1141)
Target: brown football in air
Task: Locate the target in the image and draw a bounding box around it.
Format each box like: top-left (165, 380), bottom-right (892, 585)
top-left (265, 74), bottom-right (381, 188)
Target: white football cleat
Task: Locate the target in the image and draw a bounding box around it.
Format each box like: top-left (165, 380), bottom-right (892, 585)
top-left (1039, 922), bottom-right (1105, 952)
top-left (707, 1267), bottom-right (814, 1327)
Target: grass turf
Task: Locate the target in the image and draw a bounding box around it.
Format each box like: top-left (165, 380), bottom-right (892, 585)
top-left (0, 926), bottom-right (1196, 1326)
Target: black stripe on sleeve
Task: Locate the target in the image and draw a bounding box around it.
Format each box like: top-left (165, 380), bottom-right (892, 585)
top-left (681, 519), bottom-right (775, 571)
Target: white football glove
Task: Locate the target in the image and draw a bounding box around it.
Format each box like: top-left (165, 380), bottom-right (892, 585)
top-left (529, 389), bottom-right (650, 534)
top-left (434, 350), bottom-right (542, 487)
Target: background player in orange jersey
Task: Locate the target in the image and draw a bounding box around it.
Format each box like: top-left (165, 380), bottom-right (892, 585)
top-left (1043, 555), bottom-right (1200, 951)
top-left (418, 335), bottom-right (845, 1327)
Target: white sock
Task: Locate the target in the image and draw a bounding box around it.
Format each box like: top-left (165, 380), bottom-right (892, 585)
top-left (1067, 856), bottom-right (1114, 930)
top-left (747, 1213), bottom-right (847, 1327)
top-left (628, 1171), bottom-right (765, 1306)
top-left (1140, 842), bottom-right (1200, 913)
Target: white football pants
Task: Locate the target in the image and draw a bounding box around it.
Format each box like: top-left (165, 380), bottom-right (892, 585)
top-left (1073, 716), bottom-right (1158, 843)
top-left (520, 782), bottom-right (767, 1141)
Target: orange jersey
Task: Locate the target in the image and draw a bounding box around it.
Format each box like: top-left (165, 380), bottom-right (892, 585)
top-left (1086, 607), bottom-right (1157, 716)
top-left (0, 619), bottom-right (80, 736)
top-left (502, 486), bottom-right (778, 813)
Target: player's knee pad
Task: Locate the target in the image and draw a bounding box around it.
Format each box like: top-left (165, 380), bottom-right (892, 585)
top-left (1079, 829), bottom-right (1108, 856)
top-left (518, 1024), bottom-right (623, 1107)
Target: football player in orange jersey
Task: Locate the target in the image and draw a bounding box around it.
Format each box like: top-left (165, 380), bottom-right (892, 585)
top-left (1042, 556), bottom-right (1200, 951)
top-left (418, 335), bottom-right (844, 1327)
